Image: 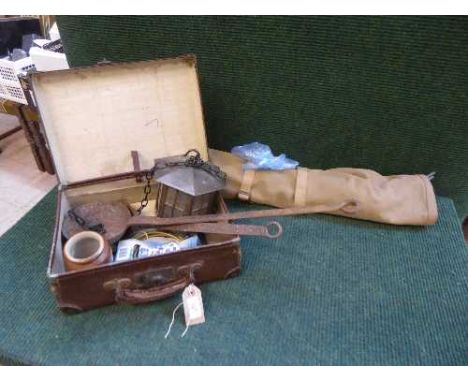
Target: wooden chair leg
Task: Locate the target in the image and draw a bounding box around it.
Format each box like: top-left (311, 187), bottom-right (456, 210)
top-left (0, 125), bottom-right (22, 141)
top-left (0, 126), bottom-right (22, 153)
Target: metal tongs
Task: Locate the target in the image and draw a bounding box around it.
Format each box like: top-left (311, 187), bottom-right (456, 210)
top-left (128, 200), bottom-right (357, 239)
top-left (160, 221), bottom-right (283, 238)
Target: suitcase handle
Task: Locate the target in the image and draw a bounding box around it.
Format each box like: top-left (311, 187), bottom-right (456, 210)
top-left (114, 276), bottom-right (190, 304)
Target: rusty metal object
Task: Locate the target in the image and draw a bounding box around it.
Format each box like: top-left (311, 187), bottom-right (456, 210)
top-left (62, 201), bottom-right (131, 244)
top-left (62, 200), bottom-right (352, 243)
top-left (127, 201), bottom-right (355, 238)
top-left (164, 221), bottom-right (283, 238)
top-left (130, 200), bottom-right (356, 227)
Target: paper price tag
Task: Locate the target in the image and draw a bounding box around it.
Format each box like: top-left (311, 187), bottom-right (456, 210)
top-left (182, 284), bottom-right (205, 326)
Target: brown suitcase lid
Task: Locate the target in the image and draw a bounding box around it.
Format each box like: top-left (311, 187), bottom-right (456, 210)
top-left (31, 55), bottom-right (208, 185)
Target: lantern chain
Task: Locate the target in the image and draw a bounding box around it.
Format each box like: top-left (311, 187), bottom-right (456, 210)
top-left (136, 169), bottom-right (155, 215)
top-left (183, 149), bottom-right (227, 182)
top-left (136, 150), bottom-right (226, 215)
top-left (67, 209), bottom-right (106, 234)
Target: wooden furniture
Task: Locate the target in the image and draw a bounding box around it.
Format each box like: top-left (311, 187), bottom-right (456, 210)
top-left (0, 97), bottom-right (54, 174)
top-left (0, 98), bottom-right (22, 143)
top-left (0, 98), bottom-right (22, 155)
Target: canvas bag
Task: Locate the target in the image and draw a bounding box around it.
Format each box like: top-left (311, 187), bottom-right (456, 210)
top-left (209, 149), bottom-right (438, 226)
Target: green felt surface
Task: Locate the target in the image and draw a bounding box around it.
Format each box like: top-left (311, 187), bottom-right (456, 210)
top-left (56, 16), bottom-right (468, 218)
top-left (0, 189), bottom-right (466, 365)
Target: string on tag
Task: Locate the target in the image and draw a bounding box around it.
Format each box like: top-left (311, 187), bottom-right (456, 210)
top-left (165, 302), bottom-right (183, 338)
top-left (181, 323), bottom-right (189, 338)
top-left (164, 302), bottom-right (190, 338)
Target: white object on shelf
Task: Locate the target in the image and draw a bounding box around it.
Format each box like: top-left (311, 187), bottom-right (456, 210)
top-left (32, 38), bottom-right (52, 48)
top-left (0, 56), bottom-right (35, 104)
top-left (29, 47), bottom-right (69, 72)
top-left (49, 22), bottom-right (60, 41)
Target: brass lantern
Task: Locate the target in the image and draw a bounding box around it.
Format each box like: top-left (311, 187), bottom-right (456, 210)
top-left (154, 150), bottom-right (226, 217)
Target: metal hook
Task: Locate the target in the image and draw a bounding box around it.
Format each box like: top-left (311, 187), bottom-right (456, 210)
top-left (265, 221), bottom-right (283, 239)
top-left (184, 149), bottom-right (201, 158)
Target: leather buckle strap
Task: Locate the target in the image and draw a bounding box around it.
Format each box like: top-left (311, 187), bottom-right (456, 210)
top-left (294, 167), bottom-right (308, 207)
top-left (238, 169), bottom-right (256, 202)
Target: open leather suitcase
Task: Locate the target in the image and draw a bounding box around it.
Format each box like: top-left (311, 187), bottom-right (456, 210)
top-left (30, 55), bottom-right (242, 312)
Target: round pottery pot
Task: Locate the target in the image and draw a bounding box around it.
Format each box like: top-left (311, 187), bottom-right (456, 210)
top-left (63, 231), bottom-right (112, 271)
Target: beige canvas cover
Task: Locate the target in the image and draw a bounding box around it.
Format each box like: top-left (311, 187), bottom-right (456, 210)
top-left (209, 149), bottom-right (438, 226)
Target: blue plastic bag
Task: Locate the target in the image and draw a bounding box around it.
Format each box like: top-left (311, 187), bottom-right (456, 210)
top-left (231, 142), bottom-right (299, 170)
